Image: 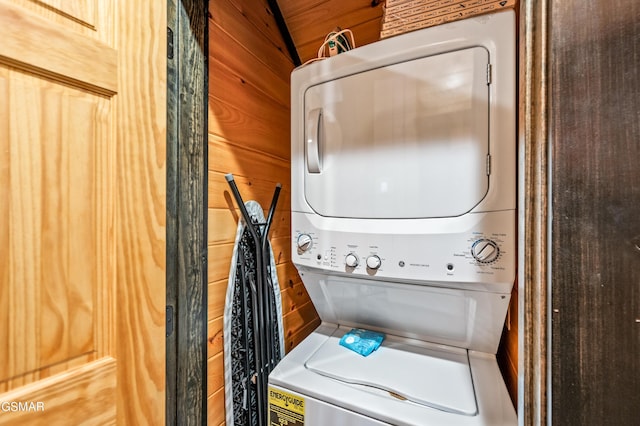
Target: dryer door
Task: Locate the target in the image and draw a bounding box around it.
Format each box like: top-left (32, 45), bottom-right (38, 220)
top-left (304, 47), bottom-right (490, 219)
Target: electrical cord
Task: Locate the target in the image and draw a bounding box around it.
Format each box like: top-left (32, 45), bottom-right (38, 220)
top-left (301, 28), bottom-right (356, 67)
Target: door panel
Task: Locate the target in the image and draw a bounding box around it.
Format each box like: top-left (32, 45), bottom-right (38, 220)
top-left (0, 1), bottom-right (116, 95)
top-left (0, 69), bottom-right (110, 388)
top-left (36, 0), bottom-right (96, 28)
top-left (0, 0), bottom-right (166, 423)
top-left (0, 1), bottom-right (114, 399)
top-left (0, 358), bottom-right (116, 424)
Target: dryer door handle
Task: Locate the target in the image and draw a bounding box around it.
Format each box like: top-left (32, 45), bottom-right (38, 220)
top-left (306, 108), bottom-right (322, 173)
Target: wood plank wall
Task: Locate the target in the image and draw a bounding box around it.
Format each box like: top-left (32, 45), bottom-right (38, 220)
top-left (278, 0), bottom-right (384, 63)
top-left (207, 1), bottom-right (321, 424)
top-left (499, 285), bottom-right (518, 405)
top-left (206, 0), bottom-right (520, 420)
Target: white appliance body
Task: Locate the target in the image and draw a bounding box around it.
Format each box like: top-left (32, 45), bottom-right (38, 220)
top-left (270, 324), bottom-right (516, 426)
top-left (270, 10), bottom-right (516, 426)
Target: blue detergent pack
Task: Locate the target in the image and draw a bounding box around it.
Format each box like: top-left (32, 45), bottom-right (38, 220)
top-left (339, 328), bottom-right (385, 357)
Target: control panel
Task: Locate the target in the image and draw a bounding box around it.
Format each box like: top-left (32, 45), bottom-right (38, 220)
top-left (292, 210), bottom-right (516, 289)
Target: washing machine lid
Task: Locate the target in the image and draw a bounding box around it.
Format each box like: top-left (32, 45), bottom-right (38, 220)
top-left (304, 326), bottom-right (478, 416)
top-left (303, 46), bottom-right (490, 219)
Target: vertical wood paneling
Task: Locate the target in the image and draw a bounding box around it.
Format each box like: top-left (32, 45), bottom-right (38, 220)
top-left (207, 0), bottom-right (319, 423)
top-left (550, 0), bottom-right (640, 424)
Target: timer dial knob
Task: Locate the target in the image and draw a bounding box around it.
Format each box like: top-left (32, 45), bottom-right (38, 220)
top-left (345, 253), bottom-right (359, 267)
top-left (471, 239), bottom-right (500, 263)
top-left (296, 234), bottom-right (313, 252)
top-left (366, 255), bottom-right (382, 270)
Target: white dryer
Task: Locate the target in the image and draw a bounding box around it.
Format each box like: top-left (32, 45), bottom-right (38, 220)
top-left (270, 10), bottom-right (517, 425)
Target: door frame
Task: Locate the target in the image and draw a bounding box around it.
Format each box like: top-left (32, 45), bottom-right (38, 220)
top-left (519, 0), bottom-right (550, 425)
top-left (162, 0), bottom-right (554, 424)
top-left (166, 0), bottom-right (209, 424)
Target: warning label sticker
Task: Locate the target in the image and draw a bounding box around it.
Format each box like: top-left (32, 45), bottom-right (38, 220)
top-left (269, 387), bottom-right (305, 426)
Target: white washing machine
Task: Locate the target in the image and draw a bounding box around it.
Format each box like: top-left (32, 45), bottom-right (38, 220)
top-left (270, 10), bottom-right (516, 426)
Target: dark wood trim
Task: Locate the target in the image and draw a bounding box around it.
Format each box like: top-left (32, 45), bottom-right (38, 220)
top-left (166, 3), bottom-right (178, 425)
top-left (519, 0), bottom-right (550, 424)
top-left (166, 0), bottom-right (208, 424)
top-left (267, 0), bottom-right (301, 66)
top-left (549, 1), bottom-right (640, 424)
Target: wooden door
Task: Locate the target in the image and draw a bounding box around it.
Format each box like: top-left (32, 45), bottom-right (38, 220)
top-left (0, 1), bottom-right (166, 424)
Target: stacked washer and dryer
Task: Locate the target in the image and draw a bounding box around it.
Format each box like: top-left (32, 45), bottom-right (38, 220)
top-left (269, 11), bottom-right (517, 426)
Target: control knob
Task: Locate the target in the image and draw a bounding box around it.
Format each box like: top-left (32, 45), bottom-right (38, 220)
top-left (471, 239), bottom-right (500, 263)
top-left (366, 255), bottom-right (382, 270)
top-left (345, 253), bottom-right (359, 268)
top-left (296, 234), bottom-right (313, 252)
